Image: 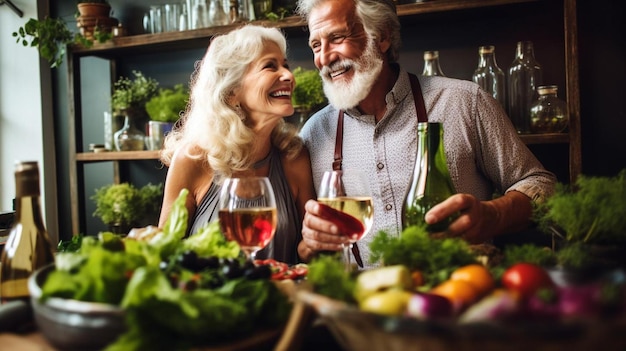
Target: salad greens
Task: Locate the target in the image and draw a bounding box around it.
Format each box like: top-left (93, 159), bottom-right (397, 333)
top-left (40, 188), bottom-right (290, 350)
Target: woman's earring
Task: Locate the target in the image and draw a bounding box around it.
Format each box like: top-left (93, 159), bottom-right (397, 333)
top-left (235, 104), bottom-right (245, 121)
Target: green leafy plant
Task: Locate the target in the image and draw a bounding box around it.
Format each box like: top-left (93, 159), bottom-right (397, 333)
top-left (535, 169), bottom-right (626, 244)
top-left (111, 70), bottom-right (159, 113)
top-left (291, 67), bottom-right (326, 111)
top-left (145, 84), bottom-right (189, 123)
top-left (12, 17), bottom-right (92, 68)
top-left (92, 182), bottom-right (163, 226)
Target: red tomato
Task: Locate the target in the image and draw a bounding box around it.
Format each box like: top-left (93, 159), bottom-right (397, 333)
top-left (501, 263), bottom-right (554, 298)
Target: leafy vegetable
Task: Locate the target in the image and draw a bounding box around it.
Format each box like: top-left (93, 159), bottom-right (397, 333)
top-left (307, 253), bottom-right (356, 303)
top-left (40, 189), bottom-right (289, 350)
top-left (57, 234), bottom-right (83, 252)
top-left (535, 169), bottom-right (626, 244)
top-left (182, 220), bottom-right (240, 259)
top-left (369, 226), bottom-right (477, 288)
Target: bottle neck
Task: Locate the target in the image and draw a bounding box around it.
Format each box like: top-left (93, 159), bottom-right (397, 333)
top-left (516, 41), bottom-right (536, 61)
top-left (14, 196), bottom-right (43, 225)
top-left (423, 52), bottom-right (444, 76)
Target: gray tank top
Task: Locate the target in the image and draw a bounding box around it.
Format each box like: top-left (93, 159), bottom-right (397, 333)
top-left (188, 148), bottom-right (302, 264)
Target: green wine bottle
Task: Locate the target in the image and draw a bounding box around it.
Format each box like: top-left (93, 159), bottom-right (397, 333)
top-left (403, 122), bottom-right (457, 232)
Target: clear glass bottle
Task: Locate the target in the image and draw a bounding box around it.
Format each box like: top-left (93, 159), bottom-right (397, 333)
top-left (403, 122), bottom-right (458, 232)
top-left (473, 45), bottom-right (506, 108)
top-left (1, 161), bottom-right (55, 303)
top-left (208, 0), bottom-right (228, 27)
top-left (507, 41), bottom-right (543, 134)
top-left (114, 110), bottom-right (146, 151)
top-left (422, 50), bottom-right (446, 77)
top-left (530, 85), bottom-right (569, 133)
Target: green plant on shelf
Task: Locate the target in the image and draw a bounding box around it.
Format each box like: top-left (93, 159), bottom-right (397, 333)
top-left (291, 66), bottom-right (326, 111)
top-left (145, 84), bottom-right (189, 123)
top-left (92, 182), bottom-right (163, 228)
top-left (12, 17), bottom-right (93, 68)
top-left (111, 70), bottom-right (159, 114)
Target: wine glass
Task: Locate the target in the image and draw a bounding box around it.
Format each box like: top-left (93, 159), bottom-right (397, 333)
top-left (218, 177), bottom-right (278, 262)
top-left (317, 170), bottom-right (373, 270)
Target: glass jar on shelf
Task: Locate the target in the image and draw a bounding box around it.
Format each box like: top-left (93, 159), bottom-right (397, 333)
top-left (422, 50), bottom-right (446, 77)
top-left (530, 85), bottom-right (569, 133)
top-left (472, 45), bottom-right (506, 109)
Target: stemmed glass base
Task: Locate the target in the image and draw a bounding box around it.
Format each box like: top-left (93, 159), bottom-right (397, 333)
top-left (342, 243), bottom-right (355, 272)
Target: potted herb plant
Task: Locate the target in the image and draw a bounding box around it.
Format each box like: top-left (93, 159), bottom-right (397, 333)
top-left (12, 2), bottom-right (116, 68)
top-left (76, 0), bottom-right (118, 41)
top-left (111, 70), bottom-right (159, 151)
top-left (91, 182), bottom-right (163, 234)
top-left (145, 84), bottom-right (188, 124)
top-left (289, 67), bottom-right (326, 129)
top-left (12, 17), bottom-right (88, 68)
top-left (144, 84), bottom-right (189, 150)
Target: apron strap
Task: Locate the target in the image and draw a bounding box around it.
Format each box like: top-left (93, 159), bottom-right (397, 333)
top-left (333, 73), bottom-right (427, 268)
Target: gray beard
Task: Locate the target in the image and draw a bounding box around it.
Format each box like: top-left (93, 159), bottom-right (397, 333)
top-left (321, 40), bottom-right (384, 111)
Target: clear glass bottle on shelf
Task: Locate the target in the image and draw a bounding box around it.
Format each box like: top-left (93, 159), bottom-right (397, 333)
top-left (208, 0), bottom-right (228, 27)
top-left (0, 161), bottom-right (55, 303)
top-left (530, 85), bottom-right (569, 133)
top-left (507, 41), bottom-right (543, 134)
top-left (472, 45), bottom-right (506, 108)
top-left (422, 50), bottom-right (446, 77)
top-left (402, 122), bottom-right (458, 233)
top-left (114, 110), bottom-right (146, 151)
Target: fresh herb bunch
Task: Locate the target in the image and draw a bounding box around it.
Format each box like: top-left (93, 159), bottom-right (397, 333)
top-left (369, 226), bottom-right (477, 288)
top-left (145, 84), bottom-right (189, 123)
top-left (307, 253), bottom-right (356, 303)
top-left (291, 67), bottom-right (326, 111)
top-left (535, 169), bottom-right (626, 244)
top-left (111, 70), bottom-right (159, 113)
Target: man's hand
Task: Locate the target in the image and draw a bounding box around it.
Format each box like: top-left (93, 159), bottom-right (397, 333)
top-left (426, 191), bottom-right (533, 243)
top-left (298, 199), bottom-right (346, 261)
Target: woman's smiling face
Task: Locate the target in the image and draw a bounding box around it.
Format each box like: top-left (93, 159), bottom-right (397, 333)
top-left (237, 41), bottom-right (295, 127)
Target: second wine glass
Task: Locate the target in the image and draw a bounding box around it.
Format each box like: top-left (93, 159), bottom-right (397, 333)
top-left (317, 170), bottom-right (373, 270)
top-left (218, 177), bottom-right (277, 262)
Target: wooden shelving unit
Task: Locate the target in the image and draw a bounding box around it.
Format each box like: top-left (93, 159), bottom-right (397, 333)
top-left (67, 0), bottom-right (581, 234)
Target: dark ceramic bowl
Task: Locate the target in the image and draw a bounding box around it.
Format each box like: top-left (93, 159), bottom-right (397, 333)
top-left (28, 264), bottom-right (126, 351)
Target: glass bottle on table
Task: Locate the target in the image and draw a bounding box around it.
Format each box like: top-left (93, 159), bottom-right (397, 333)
top-left (507, 41), bottom-right (543, 134)
top-left (1, 161), bottom-right (55, 303)
top-left (403, 122), bottom-right (458, 233)
top-left (422, 50), bottom-right (446, 77)
top-left (472, 45), bottom-right (506, 108)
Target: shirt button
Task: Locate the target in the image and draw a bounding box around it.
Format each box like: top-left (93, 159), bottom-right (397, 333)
top-left (377, 163), bottom-right (384, 170)
top-left (385, 204), bottom-right (392, 211)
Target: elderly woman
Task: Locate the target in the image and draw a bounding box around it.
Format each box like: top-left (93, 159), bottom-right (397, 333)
top-left (158, 25), bottom-right (316, 265)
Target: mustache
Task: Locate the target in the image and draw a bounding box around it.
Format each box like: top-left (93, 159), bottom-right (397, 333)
top-left (319, 60), bottom-right (356, 80)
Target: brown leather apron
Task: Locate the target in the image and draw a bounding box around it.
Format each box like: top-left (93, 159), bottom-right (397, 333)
top-left (333, 73), bottom-right (427, 267)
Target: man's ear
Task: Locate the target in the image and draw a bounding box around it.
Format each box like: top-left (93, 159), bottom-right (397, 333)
top-left (378, 31), bottom-right (392, 55)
